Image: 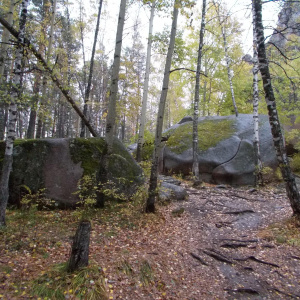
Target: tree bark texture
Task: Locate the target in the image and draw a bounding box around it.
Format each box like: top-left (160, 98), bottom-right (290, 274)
top-left (136, 1), bottom-right (155, 162)
top-left (67, 220), bottom-right (91, 272)
top-left (253, 0), bottom-right (300, 214)
top-left (192, 0), bottom-right (206, 181)
top-left (146, 0), bottom-right (179, 213)
top-left (0, 14), bottom-right (99, 138)
top-left (0, 0), bottom-right (30, 226)
top-left (80, 0), bottom-right (103, 137)
top-left (252, 3), bottom-right (263, 186)
top-left (0, 0), bottom-right (15, 140)
top-left (105, 0), bottom-right (126, 152)
top-left (96, 0), bottom-right (126, 207)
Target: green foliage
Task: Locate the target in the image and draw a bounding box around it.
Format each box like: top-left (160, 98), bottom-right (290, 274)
top-left (139, 260), bottom-right (154, 285)
top-left (20, 186), bottom-right (54, 210)
top-left (166, 119), bottom-right (234, 154)
top-left (260, 216), bottom-right (300, 248)
top-left (290, 153), bottom-right (300, 175)
top-left (73, 175), bottom-right (98, 220)
top-left (31, 263), bottom-right (108, 300)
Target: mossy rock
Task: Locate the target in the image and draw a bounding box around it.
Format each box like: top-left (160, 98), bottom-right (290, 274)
top-left (162, 114), bottom-right (278, 186)
top-left (166, 119), bottom-right (235, 154)
top-left (0, 138), bottom-right (144, 206)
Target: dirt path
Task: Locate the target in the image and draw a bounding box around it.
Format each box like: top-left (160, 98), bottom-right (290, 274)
top-left (174, 183), bottom-right (300, 299)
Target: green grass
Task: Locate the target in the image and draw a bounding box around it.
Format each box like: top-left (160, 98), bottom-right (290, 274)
top-left (31, 263), bottom-right (108, 300)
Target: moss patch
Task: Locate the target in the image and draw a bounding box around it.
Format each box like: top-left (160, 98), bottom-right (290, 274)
top-left (166, 119), bottom-right (235, 154)
top-left (69, 138), bottom-right (106, 175)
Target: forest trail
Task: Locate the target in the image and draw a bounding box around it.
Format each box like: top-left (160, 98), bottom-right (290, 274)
top-left (174, 183), bottom-right (300, 299)
top-left (1, 182), bottom-right (300, 299)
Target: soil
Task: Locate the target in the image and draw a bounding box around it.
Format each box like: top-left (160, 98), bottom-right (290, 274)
top-left (173, 183), bottom-right (300, 299)
top-left (1, 182), bottom-right (300, 299)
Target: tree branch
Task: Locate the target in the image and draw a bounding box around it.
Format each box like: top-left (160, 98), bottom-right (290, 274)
top-left (0, 13), bottom-right (98, 137)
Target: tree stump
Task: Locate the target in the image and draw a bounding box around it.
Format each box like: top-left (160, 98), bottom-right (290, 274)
top-left (67, 220), bottom-right (91, 272)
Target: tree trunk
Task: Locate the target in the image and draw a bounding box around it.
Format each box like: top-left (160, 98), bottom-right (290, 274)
top-left (80, 0), bottom-right (103, 137)
top-left (213, 0), bottom-right (238, 117)
top-left (136, 1), bottom-right (155, 162)
top-left (0, 0), bottom-right (15, 140)
top-left (146, 0), bottom-right (179, 213)
top-left (0, 0), bottom-right (30, 226)
top-left (36, 0), bottom-right (57, 138)
top-left (67, 220), bottom-right (91, 273)
top-left (253, 0), bottom-right (300, 215)
top-left (192, 0), bottom-right (207, 181)
top-left (252, 3), bottom-right (263, 186)
top-left (96, 0), bottom-right (126, 207)
top-left (0, 14), bottom-right (99, 138)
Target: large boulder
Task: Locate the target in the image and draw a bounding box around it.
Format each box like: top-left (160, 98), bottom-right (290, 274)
top-left (161, 114), bottom-right (278, 186)
top-left (0, 138), bottom-right (144, 206)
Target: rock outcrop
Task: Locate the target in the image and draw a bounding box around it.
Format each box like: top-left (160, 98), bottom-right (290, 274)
top-left (0, 138), bottom-right (144, 206)
top-left (268, 1), bottom-right (300, 49)
top-left (161, 114), bottom-right (278, 186)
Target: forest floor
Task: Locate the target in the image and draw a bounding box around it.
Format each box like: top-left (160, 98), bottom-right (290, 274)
top-left (0, 181), bottom-right (300, 299)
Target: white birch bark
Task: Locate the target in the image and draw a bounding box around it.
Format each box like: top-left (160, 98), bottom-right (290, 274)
top-left (136, 1), bottom-right (155, 162)
top-left (0, 0), bottom-right (30, 226)
top-left (146, 0), bottom-right (179, 213)
top-left (252, 3), bottom-right (263, 186)
top-left (192, 0), bottom-right (207, 181)
top-left (253, 0), bottom-right (300, 214)
top-left (0, 14), bottom-right (99, 137)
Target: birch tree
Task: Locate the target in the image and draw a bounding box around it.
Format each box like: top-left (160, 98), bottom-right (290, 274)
top-left (146, 0), bottom-right (179, 213)
top-left (192, 0), bottom-right (206, 181)
top-left (136, 1), bottom-right (155, 162)
top-left (0, 0), bottom-right (30, 226)
top-left (253, 0), bottom-right (300, 215)
top-left (0, 15), bottom-right (98, 137)
top-left (0, 0), bottom-right (15, 140)
top-left (252, 3), bottom-right (263, 186)
top-left (212, 0), bottom-right (238, 117)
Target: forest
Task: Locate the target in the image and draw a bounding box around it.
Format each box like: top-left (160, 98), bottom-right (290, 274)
top-left (0, 0), bottom-right (300, 299)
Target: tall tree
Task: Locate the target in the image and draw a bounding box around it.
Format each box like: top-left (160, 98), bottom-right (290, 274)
top-left (212, 0), bottom-right (238, 117)
top-left (96, 0), bottom-right (127, 207)
top-left (35, 0), bottom-right (57, 138)
top-left (0, 0), bottom-right (15, 140)
top-left (80, 0), bottom-right (103, 137)
top-left (0, 15), bottom-right (99, 137)
top-left (192, 0), bottom-right (206, 181)
top-left (252, 2), bottom-right (263, 186)
top-left (136, 1), bottom-right (155, 162)
top-left (0, 0), bottom-right (30, 226)
top-left (253, 0), bottom-right (300, 215)
top-left (146, 0), bottom-right (179, 213)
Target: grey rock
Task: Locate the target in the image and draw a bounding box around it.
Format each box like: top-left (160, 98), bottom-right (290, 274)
top-left (159, 182), bottom-right (188, 202)
top-left (1, 138), bottom-right (144, 206)
top-left (161, 114), bottom-right (278, 186)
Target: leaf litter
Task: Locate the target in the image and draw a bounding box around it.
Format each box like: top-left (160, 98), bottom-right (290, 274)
top-left (0, 182), bottom-right (300, 299)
